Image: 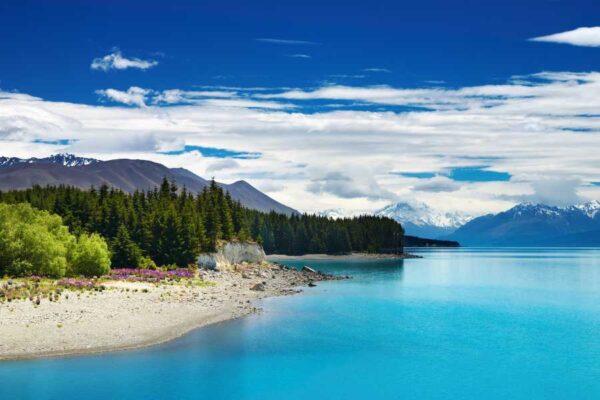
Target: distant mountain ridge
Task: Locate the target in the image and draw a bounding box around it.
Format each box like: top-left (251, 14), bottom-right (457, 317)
top-left (376, 202), bottom-right (472, 238)
top-left (0, 153), bottom-right (98, 168)
top-left (446, 201), bottom-right (600, 246)
top-left (0, 154), bottom-right (298, 215)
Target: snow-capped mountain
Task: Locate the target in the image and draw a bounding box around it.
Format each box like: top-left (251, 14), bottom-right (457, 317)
top-left (447, 201), bottom-right (600, 246)
top-left (573, 200), bottom-right (600, 219)
top-left (317, 208), bottom-right (367, 219)
top-left (376, 202), bottom-right (473, 238)
top-left (0, 153), bottom-right (99, 168)
top-left (318, 209), bottom-right (348, 219)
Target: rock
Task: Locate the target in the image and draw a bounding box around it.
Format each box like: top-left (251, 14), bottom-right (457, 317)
top-left (197, 241), bottom-right (266, 271)
top-left (302, 266), bottom-right (317, 273)
top-left (250, 283), bottom-right (265, 291)
top-left (308, 282), bottom-right (317, 287)
top-left (242, 272), bottom-right (252, 279)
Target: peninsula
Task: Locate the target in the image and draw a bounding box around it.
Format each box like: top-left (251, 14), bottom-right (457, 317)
top-left (0, 261), bottom-right (344, 361)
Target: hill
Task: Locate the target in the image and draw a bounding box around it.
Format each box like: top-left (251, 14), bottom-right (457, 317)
top-left (0, 154), bottom-right (297, 215)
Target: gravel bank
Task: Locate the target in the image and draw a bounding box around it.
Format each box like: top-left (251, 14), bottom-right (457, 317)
top-left (0, 263), bottom-right (344, 361)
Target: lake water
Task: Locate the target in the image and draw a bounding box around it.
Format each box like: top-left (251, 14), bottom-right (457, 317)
top-left (3, 248), bottom-right (600, 399)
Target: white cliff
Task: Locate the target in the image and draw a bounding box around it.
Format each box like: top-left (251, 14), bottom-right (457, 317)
top-left (197, 241), bottom-right (267, 270)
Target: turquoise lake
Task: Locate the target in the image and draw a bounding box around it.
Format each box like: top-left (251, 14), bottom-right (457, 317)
top-left (3, 248), bottom-right (600, 399)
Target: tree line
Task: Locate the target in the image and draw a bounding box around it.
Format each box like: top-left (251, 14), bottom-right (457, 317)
top-left (0, 179), bottom-right (404, 268)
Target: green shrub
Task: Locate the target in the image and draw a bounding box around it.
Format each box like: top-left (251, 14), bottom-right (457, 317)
top-left (69, 233), bottom-right (111, 277)
top-left (0, 203), bottom-right (113, 278)
top-left (0, 203), bottom-right (73, 278)
top-left (138, 256), bottom-right (157, 270)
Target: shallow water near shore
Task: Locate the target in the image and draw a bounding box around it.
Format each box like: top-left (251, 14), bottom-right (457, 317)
top-left (3, 248), bottom-right (600, 399)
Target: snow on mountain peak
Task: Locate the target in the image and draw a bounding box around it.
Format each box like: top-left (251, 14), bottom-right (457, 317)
top-left (376, 202), bottom-right (472, 228)
top-left (507, 201), bottom-right (600, 219)
top-left (572, 200), bottom-right (600, 218)
top-left (0, 154), bottom-right (99, 168)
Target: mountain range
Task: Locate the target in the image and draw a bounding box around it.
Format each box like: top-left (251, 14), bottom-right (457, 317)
top-left (376, 202), bottom-right (472, 238)
top-left (318, 207), bottom-right (460, 247)
top-left (0, 154), bottom-right (297, 215)
top-left (446, 202), bottom-right (600, 246)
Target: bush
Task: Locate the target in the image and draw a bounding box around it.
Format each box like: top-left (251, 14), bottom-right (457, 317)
top-left (0, 203), bottom-right (73, 278)
top-left (138, 256), bottom-right (157, 270)
top-left (69, 233), bottom-right (111, 277)
top-left (0, 203), bottom-right (112, 278)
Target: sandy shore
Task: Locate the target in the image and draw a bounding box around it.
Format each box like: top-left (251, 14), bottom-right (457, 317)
top-left (0, 264), bottom-right (341, 361)
top-left (268, 252), bottom-right (420, 261)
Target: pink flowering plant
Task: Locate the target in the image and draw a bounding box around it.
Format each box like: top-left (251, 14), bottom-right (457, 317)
top-left (57, 277), bottom-right (97, 289)
top-left (109, 268), bottom-right (194, 283)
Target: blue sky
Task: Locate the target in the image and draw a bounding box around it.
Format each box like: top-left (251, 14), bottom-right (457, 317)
top-left (1, 0), bottom-right (599, 103)
top-left (0, 0), bottom-right (599, 214)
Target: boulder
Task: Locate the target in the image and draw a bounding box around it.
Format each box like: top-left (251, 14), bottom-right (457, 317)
top-left (302, 266), bottom-right (317, 273)
top-left (250, 283), bottom-right (266, 291)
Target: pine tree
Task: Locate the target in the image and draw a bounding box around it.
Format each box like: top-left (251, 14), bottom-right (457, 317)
top-left (0, 182), bottom-right (405, 262)
top-left (111, 224), bottom-right (142, 268)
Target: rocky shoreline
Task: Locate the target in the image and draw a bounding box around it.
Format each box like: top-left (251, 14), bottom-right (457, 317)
top-left (0, 263), bottom-right (348, 361)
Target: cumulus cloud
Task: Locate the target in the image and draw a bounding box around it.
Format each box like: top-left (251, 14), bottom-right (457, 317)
top-left (526, 178), bottom-right (584, 206)
top-left (2, 70), bottom-right (600, 213)
top-left (530, 27), bottom-right (600, 47)
top-left (91, 50), bottom-right (159, 71)
top-left (95, 87), bottom-right (151, 107)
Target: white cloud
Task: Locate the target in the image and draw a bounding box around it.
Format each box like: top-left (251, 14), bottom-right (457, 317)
top-left (328, 74), bottom-right (366, 79)
top-left (524, 178), bottom-right (584, 206)
top-left (2, 71), bottom-right (600, 214)
top-left (91, 50), bottom-right (159, 71)
top-left (307, 172), bottom-right (397, 201)
top-left (363, 67), bottom-right (391, 73)
top-left (206, 159), bottom-right (240, 172)
top-left (154, 89), bottom-right (238, 104)
top-left (413, 176), bottom-right (461, 193)
top-left (530, 27), bottom-right (600, 47)
top-left (96, 87), bottom-right (151, 107)
top-left (288, 54), bottom-right (312, 59)
top-left (256, 181), bottom-right (286, 193)
top-left (95, 87), bottom-right (292, 110)
top-left (256, 38), bottom-right (317, 45)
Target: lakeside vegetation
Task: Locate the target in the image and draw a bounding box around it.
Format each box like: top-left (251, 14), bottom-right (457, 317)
top-left (0, 179), bottom-right (404, 271)
top-left (0, 203), bottom-right (110, 278)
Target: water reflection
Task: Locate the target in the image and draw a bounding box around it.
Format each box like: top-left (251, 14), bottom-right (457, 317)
top-left (273, 258), bottom-right (405, 282)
